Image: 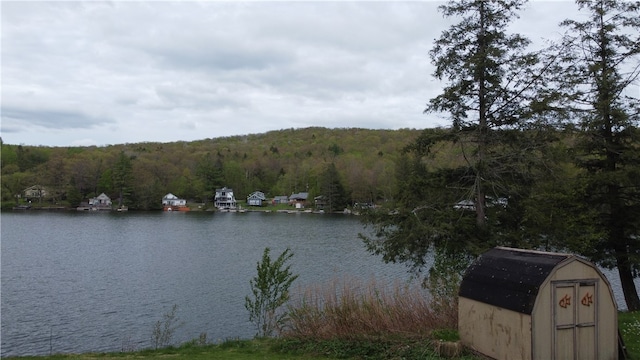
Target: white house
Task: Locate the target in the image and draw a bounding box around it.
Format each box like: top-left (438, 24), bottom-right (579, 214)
top-left (214, 187), bottom-right (237, 209)
top-left (162, 193), bottom-right (187, 207)
top-left (162, 193), bottom-right (189, 211)
top-left (89, 193), bottom-right (112, 208)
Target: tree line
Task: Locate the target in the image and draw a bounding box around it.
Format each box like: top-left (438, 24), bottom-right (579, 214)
top-left (0, 127), bottom-right (419, 210)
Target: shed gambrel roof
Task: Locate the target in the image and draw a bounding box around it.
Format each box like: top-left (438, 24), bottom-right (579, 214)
top-left (459, 247), bottom-right (572, 315)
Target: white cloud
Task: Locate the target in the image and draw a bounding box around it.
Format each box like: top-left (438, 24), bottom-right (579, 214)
top-left (1, 1), bottom-right (580, 147)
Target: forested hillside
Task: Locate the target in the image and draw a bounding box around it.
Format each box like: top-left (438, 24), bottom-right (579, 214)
top-left (1, 127), bottom-right (424, 210)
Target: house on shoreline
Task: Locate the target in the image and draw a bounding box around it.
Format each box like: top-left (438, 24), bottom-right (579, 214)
top-left (247, 191), bottom-right (266, 206)
top-left (289, 192), bottom-right (309, 209)
top-left (23, 185), bottom-right (47, 201)
top-left (77, 193), bottom-right (113, 211)
top-left (272, 195), bottom-right (289, 205)
top-left (162, 193), bottom-right (190, 211)
top-left (215, 187), bottom-right (237, 209)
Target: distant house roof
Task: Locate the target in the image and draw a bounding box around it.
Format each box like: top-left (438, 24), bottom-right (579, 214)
top-left (216, 187), bottom-right (233, 193)
top-left (163, 193), bottom-right (178, 200)
top-left (289, 192), bottom-right (309, 201)
top-left (96, 193), bottom-right (111, 201)
top-left (247, 191), bottom-right (266, 200)
top-left (89, 193), bottom-right (112, 206)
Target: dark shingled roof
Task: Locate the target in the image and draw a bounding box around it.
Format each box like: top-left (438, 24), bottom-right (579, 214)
top-left (459, 247), bottom-right (571, 315)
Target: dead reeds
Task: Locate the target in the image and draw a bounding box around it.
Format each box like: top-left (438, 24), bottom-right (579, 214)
top-left (282, 276), bottom-right (457, 340)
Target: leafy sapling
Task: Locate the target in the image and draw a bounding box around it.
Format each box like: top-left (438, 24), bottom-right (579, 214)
top-left (245, 247), bottom-right (299, 337)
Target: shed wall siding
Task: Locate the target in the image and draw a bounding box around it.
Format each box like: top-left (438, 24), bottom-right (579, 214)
top-left (459, 297), bottom-right (532, 360)
top-left (531, 281), bottom-right (552, 360)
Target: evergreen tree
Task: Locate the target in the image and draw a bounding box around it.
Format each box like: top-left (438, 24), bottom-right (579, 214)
top-left (112, 151), bottom-right (133, 208)
top-left (195, 153), bottom-right (224, 204)
top-left (552, 0), bottom-right (640, 310)
top-left (319, 162), bottom-right (349, 213)
top-left (426, 0), bottom-right (549, 228)
top-left (66, 179), bottom-right (83, 207)
top-left (362, 0), bottom-right (553, 278)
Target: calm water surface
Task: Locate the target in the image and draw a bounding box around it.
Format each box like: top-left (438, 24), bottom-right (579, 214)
top-left (1, 211), bottom-right (407, 357)
top-left (1, 211), bottom-right (637, 357)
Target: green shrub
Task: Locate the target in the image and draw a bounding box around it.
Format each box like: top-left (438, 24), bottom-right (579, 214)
top-left (245, 247), bottom-right (299, 337)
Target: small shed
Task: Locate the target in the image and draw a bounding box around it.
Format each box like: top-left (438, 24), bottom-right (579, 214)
top-left (458, 247), bottom-right (617, 360)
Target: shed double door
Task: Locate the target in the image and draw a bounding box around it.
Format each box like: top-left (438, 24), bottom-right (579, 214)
top-left (553, 280), bottom-right (598, 360)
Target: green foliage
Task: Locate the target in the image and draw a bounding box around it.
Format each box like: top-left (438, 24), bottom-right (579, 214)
top-left (428, 0), bottom-right (539, 130)
top-left (1, 143), bottom-right (19, 170)
top-left (112, 151), bottom-right (134, 207)
top-left (426, 0), bottom-right (552, 230)
top-left (327, 143), bottom-right (344, 157)
top-left (319, 162), bottom-right (350, 212)
top-left (245, 248), bottom-right (299, 338)
top-left (15, 338), bottom-right (454, 360)
top-left (544, 0), bottom-right (640, 311)
top-left (65, 182), bottom-right (83, 207)
top-left (360, 148), bottom-right (484, 277)
top-left (1, 128), bottom-right (418, 210)
top-left (12, 145), bottom-right (51, 172)
top-left (619, 311), bottom-right (640, 359)
top-left (275, 337), bottom-right (475, 360)
top-left (361, 0), bottom-right (578, 290)
top-left (431, 329), bottom-right (459, 342)
top-left (151, 304), bottom-right (183, 350)
top-left (426, 247), bottom-right (468, 315)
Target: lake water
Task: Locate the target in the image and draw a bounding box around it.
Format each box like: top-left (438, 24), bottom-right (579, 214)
top-left (1, 211), bottom-right (637, 357)
top-left (1, 211), bottom-right (409, 357)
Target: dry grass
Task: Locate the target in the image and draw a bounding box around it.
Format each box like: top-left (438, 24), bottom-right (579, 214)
top-left (283, 277), bottom-right (457, 340)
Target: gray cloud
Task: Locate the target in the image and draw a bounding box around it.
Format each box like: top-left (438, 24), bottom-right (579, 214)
top-left (1, 107), bottom-right (114, 131)
top-left (1, 1), bottom-right (580, 147)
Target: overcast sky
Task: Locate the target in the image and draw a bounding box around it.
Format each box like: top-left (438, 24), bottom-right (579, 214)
top-left (1, 1), bottom-right (581, 147)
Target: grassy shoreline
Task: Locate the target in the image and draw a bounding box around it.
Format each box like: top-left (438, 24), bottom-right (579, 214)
top-left (6, 312), bottom-right (638, 360)
top-left (3, 337), bottom-right (470, 360)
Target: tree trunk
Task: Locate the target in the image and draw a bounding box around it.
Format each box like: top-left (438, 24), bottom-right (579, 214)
top-left (475, 1), bottom-right (488, 228)
top-left (616, 254), bottom-right (640, 311)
